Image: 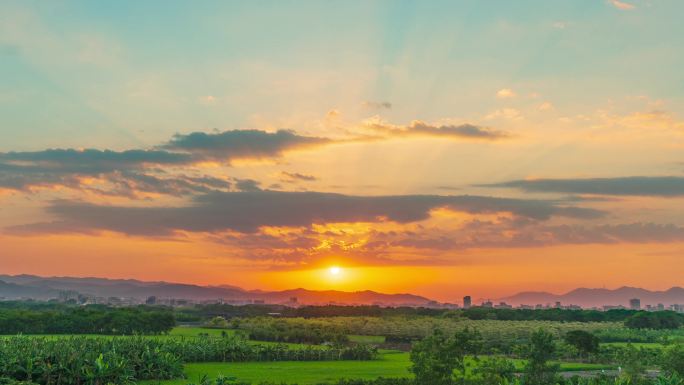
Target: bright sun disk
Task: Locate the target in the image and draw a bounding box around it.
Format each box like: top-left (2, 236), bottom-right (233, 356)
top-left (329, 266), bottom-right (341, 275)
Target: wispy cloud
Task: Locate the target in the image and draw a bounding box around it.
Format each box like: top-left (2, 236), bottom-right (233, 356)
top-left (364, 120), bottom-right (510, 140)
top-left (538, 102), bottom-right (554, 111)
top-left (362, 101), bottom-right (392, 110)
top-left (609, 0), bottom-right (636, 10)
top-left (0, 123), bottom-right (511, 197)
top-left (281, 171), bottom-right (318, 182)
top-left (480, 176), bottom-right (684, 197)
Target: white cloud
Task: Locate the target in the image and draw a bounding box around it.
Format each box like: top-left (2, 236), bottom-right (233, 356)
top-left (496, 88), bottom-right (516, 99)
top-left (485, 108), bottom-right (523, 121)
top-left (538, 102), bottom-right (555, 111)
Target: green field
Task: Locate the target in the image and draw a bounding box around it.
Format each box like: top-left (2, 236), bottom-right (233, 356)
top-left (141, 350), bottom-right (615, 385)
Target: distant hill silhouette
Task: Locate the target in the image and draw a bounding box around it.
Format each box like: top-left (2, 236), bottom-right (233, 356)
top-left (501, 286), bottom-right (684, 308)
top-left (0, 275), bottom-right (432, 306)
top-left (2, 274), bottom-right (682, 308)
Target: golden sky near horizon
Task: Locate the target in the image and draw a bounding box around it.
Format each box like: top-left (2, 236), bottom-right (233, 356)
top-left (1, 0), bottom-right (684, 301)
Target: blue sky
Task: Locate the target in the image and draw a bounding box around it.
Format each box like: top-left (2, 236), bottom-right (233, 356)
top-left (2, 0), bottom-right (683, 150)
top-left (1, 0), bottom-right (684, 298)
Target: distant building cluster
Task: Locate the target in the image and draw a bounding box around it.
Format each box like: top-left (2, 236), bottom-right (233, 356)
top-left (453, 295), bottom-right (684, 313)
top-left (602, 298), bottom-right (682, 312)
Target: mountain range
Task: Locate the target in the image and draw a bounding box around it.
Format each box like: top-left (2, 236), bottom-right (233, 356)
top-left (0, 274), bottom-right (432, 306)
top-left (500, 286), bottom-right (684, 308)
top-left (1, 274), bottom-right (683, 308)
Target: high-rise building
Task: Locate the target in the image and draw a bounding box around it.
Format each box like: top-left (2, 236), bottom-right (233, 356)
top-left (629, 298), bottom-right (641, 310)
top-left (463, 296), bottom-right (472, 309)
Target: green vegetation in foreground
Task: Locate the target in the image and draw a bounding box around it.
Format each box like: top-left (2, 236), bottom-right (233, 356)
top-left (0, 326), bottom-right (331, 350)
top-left (142, 352), bottom-right (615, 385)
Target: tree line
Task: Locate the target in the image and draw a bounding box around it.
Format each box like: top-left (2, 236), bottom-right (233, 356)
top-left (0, 304), bottom-right (175, 334)
top-left (183, 303), bottom-right (684, 327)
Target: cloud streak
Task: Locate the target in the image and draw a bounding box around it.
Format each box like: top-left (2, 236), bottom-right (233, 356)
top-left (481, 176), bottom-right (684, 197)
top-left (281, 172), bottom-right (317, 182)
top-left (362, 101), bottom-right (392, 109)
top-left (609, 0), bottom-right (635, 10)
top-left (0, 123), bottom-right (512, 197)
top-left (365, 120), bottom-right (510, 140)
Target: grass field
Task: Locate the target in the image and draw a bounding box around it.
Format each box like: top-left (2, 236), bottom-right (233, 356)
top-left (141, 351), bottom-right (615, 385)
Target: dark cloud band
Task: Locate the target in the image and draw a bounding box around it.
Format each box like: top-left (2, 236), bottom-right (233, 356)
top-left (7, 191), bottom-right (603, 236)
top-left (481, 176), bottom-right (684, 197)
top-left (162, 129), bottom-right (330, 161)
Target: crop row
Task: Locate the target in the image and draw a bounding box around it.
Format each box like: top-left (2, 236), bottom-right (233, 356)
top-left (0, 335), bottom-right (377, 385)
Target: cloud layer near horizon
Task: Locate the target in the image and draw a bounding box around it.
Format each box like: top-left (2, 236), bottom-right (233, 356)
top-left (482, 176), bottom-right (684, 197)
top-left (0, 122), bottom-right (510, 197)
top-left (1, 121), bottom-right (684, 269)
top-left (8, 190), bottom-right (603, 236)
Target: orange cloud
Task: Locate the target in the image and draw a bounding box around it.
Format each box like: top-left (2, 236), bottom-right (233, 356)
top-left (609, 0), bottom-right (635, 10)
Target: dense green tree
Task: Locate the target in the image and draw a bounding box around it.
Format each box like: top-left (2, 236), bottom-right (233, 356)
top-left (409, 328), bottom-right (482, 385)
top-left (473, 356), bottom-right (516, 384)
top-left (523, 329), bottom-right (560, 385)
top-left (625, 311), bottom-right (684, 330)
top-left (564, 330), bottom-right (600, 357)
top-left (206, 316), bottom-right (229, 328)
top-left (0, 305), bottom-right (175, 335)
top-left (661, 345), bottom-right (684, 377)
top-left (619, 344), bottom-right (646, 383)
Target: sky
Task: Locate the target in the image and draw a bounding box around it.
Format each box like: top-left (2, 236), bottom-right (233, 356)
top-left (1, 0), bottom-right (684, 301)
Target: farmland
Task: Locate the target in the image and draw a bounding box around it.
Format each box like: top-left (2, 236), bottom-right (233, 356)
top-left (143, 351), bottom-right (617, 385)
top-left (1, 303), bottom-right (684, 385)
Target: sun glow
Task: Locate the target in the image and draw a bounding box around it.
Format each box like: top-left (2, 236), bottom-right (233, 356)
top-left (329, 266), bottom-right (341, 276)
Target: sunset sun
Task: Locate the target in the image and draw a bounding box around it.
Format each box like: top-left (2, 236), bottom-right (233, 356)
top-left (329, 266), bottom-right (342, 276)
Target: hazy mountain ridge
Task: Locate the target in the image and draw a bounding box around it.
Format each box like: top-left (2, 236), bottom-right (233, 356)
top-left (3, 275), bottom-right (683, 307)
top-left (0, 279), bottom-right (58, 298)
top-left (0, 275), bottom-right (431, 306)
top-left (502, 286), bottom-right (684, 307)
